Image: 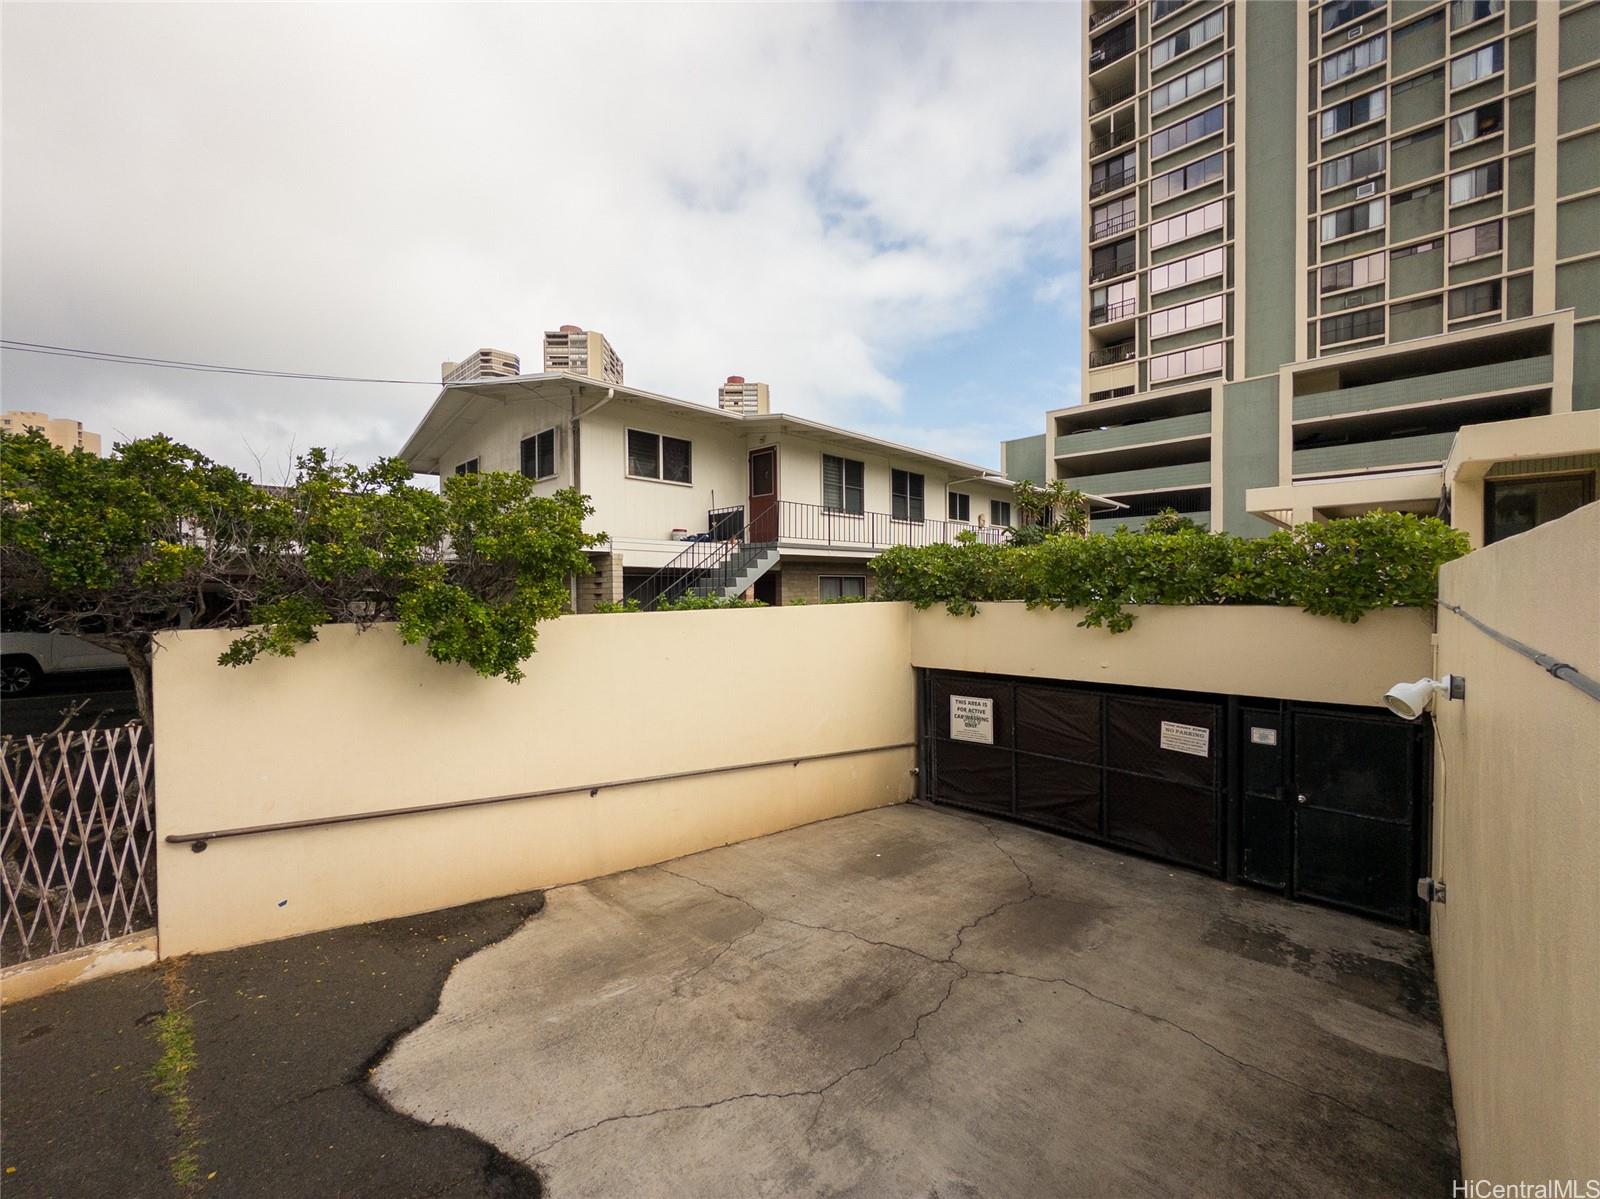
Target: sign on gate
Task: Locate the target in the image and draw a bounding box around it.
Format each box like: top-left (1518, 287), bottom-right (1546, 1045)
top-left (949, 695), bottom-right (995, 744)
top-left (1159, 719), bottom-right (1211, 757)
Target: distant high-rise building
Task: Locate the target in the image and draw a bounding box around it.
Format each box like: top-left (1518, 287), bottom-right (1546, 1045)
top-left (440, 348), bottom-right (521, 385)
top-left (717, 376), bottom-right (770, 415)
top-left (1, 410), bottom-right (102, 456)
top-left (1035, 0), bottom-right (1600, 535)
top-left (543, 326), bottom-right (624, 384)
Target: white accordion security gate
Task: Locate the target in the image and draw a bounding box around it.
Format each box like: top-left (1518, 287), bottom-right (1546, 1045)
top-left (0, 724), bottom-right (156, 963)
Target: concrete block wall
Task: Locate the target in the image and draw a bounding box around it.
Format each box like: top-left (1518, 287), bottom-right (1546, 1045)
top-left (575, 553), bottom-right (623, 613)
top-left (775, 560), bottom-right (877, 605)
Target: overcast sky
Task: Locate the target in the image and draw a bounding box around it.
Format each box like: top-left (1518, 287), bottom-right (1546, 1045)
top-left (2, 3), bottom-right (1081, 475)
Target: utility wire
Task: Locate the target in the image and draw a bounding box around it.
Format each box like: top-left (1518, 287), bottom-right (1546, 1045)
top-left (0, 339), bottom-right (439, 385)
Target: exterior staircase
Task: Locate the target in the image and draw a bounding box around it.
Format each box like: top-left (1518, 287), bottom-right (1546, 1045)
top-left (689, 543), bottom-right (780, 599)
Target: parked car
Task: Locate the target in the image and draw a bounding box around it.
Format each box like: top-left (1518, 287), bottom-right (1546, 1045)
top-left (0, 632), bottom-right (128, 696)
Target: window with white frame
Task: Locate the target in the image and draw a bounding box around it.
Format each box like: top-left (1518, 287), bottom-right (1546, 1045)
top-left (1150, 57), bottom-right (1226, 115)
top-left (1148, 294), bottom-right (1224, 340)
top-left (1148, 340), bottom-right (1224, 384)
top-left (1448, 220), bottom-right (1501, 262)
top-left (1321, 88), bottom-right (1386, 138)
top-left (1449, 161), bottom-right (1502, 205)
top-left (1149, 245), bottom-right (1226, 293)
top-left (1149, 198), bottom-right (1226, 250)
top-left (1450, 40), bottom-right (1503, 89)
top-left (626, 429), bottom-right (693, 484)
top-left (990, 499), bottom-right (1012, 527)
top-left (520, 428), bottom-right (556, 480)
top-left (454, 458), bottom-right (479, 475)
top-left (1321, 32), bottom-right (1386, 86)
top-left (1151, 8), bottom-right (1223, 68)
top-left (819, 575), bottom-right (867, 601)
top-left (1150, 151), bottom-right (1225, 205)
top-left (1320, 197), bottom-right (1385, 243)
top-left (822, 454), bottom-right (865, 514)
top-left (1150, 104), bottom-right (1224, 160)
top-left (1450, 101), bottom-right (1502, 146)
top-left (948, 491), bottom-right (971, 522)
top-left (1319, 249), bottom-right (1386, 293)
top-left (891, 469), bottom-right (924, 522)
top-left (1320, 143), bottom-right (1385, 190)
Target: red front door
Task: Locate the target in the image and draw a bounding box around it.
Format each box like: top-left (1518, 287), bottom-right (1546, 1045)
top-left (748, 447), bottom-right (778, 542)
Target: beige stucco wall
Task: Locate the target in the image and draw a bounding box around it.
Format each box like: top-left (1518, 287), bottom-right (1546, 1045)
top-left (909, 602), bottom-right (1434, 708)
top-left (1430, 503), bottom-right (1600, 1182)
top-left (152, 605), bottom-right (916, 956)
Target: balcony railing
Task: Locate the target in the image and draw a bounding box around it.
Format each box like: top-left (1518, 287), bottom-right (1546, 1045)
top-left (1089, 87), bottom-right (1136, 116)
top-left (1089, 1), bottom-right (1136, 31)
top-left (772, 500), bottom-right (1009, 550)
top-left (1090, 209), bottom-right (1138, 241)
top-left (1089, 127), bottom-right (1135, 157)
top-left (1090, 297), bottom-right (1140, 326)
top-left (1089, 255), bottom-right (1137, 284)
top-left (1090, 28), bottom-right (1137, 71)
top-left (1089, 165), bottom-right (1137, 199)
top-left (1089, 342), bottom-right (1138, 368)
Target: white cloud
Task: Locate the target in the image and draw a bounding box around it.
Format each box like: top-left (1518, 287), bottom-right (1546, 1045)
top-left (2, 3), bottom-right (1079, 475)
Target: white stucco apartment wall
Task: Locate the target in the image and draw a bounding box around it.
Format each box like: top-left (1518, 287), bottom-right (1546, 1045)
top-left (432, 391), bottom-right (575, 489)
top-left (579, 399), bottom-right (748, 541)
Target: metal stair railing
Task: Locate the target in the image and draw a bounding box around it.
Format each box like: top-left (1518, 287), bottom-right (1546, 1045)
top-left (621, 506), bottom-right (774, 610)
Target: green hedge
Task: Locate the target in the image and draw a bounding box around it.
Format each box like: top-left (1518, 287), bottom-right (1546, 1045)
top-left (873, 511), bottom-right (1469, 632)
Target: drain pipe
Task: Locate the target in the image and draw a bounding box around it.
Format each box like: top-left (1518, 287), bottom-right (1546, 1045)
top-left (570, 385), bottom-right (616, 495)
top-left (570, 385), bottom-right (617, 611)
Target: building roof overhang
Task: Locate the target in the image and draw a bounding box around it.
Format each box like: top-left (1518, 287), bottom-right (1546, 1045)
top-left (397, 372), bottom-right (1028, 486)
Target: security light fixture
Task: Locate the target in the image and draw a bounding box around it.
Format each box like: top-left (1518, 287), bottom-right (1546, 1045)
top-left (1383, 675), bottom-right (1466, 721)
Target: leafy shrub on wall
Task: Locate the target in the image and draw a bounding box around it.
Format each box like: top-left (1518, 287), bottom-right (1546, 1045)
top-left (873, 511), bottom-right (1469, 632)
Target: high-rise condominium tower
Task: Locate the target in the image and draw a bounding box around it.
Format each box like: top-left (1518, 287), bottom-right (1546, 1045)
top-left (1014, 0), bottom-right (1600, 539)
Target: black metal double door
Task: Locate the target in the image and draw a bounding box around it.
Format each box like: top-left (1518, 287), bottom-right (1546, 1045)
top-left (1238, 707), bottom-right (1424, 924)
top-left (926, 673), bottom-right (1223, 874)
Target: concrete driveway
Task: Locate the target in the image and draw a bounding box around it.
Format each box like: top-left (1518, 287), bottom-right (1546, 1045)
top-left (375, 804), bottom-right (1457, 1197)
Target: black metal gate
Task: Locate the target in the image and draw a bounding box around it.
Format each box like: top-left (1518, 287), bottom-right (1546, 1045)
top-left (924, 672), bottom-right (1223, 875)
top-left (1237, 706), bottom-right (1428, 924)
top-left (921, 671), bottom-right (1430, 925)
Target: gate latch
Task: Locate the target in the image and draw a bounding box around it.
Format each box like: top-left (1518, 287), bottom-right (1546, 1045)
top-left (1417, 877), bottom-right (1447, 904)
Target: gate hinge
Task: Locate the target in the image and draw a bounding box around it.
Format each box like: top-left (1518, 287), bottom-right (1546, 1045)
top-left (1417, 877), bottom-right (1447, 904)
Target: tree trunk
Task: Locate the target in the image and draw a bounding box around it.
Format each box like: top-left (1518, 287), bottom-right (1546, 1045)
top-left (124, 643), bottom-right (155, 733)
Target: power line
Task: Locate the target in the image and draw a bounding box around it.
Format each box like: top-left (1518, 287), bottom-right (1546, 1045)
top-left (0, 339), bottom-right (440, 385)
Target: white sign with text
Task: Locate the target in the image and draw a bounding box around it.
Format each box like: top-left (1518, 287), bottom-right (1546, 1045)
top-left (1159, 720), bottom-right (1211, 757)
top-left (950, 696), bottom-right (995, 745)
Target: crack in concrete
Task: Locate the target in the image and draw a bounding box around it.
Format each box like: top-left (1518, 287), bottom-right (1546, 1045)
top-left (527, 968), bottom-right (970, 1161)
top-left (508, 849), bottom-right (1432, 1173)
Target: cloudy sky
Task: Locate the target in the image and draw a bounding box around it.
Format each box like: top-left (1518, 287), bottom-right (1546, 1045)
top-left (2, 3), bottom-right (1081, 476)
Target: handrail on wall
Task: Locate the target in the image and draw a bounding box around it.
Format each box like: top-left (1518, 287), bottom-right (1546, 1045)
top-left (1437, 599), bottom-right (1600, 702)
top-left (165, 742), bottom-right (917, 851)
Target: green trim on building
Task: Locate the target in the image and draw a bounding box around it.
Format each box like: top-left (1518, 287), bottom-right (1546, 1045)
top-left (1001, 433), bottom-right (1047, 484)
top-left (1241, 0), bottom-right (1298, 380)
top-left (1220, 376), bottom-right (1280, 537)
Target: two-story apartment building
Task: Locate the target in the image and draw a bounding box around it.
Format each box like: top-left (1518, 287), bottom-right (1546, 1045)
top-left (397, 371), bottom-right (1048, 608)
